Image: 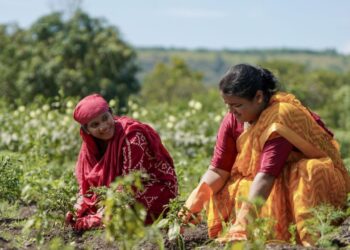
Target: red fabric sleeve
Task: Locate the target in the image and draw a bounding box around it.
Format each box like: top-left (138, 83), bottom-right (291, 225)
top-left (258, 137), bottom-right (293, 177)
top-left (121, 131), bottom-right (177, 224)
top-left (258, 110), bottom-right (333, 177)
top-left (210, 113), bottom-right (244, 172)
top-left (309, 111), bottom-right (333, 137)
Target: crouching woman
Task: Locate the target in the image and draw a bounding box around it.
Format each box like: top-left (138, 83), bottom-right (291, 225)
top-left (66, 94), bottom-right (178, 230)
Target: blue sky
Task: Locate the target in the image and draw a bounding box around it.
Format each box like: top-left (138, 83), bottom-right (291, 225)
top-left (1, 0), bottom-right (350, 54)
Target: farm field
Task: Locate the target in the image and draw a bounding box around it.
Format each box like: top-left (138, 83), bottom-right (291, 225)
top-left (1, 92), bottom-right (350, 249)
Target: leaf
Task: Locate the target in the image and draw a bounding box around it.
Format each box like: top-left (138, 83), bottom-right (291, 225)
top-left (231, 241), bottom-right (245, 250)
top-left (168, 222), bottom-right (180, 241)
top-left (156, 218), bottom-right (169, 229)
top-left (22, 218), bottom-right (35, 234)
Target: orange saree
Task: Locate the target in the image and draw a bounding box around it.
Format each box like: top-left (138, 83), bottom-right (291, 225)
top-left (206, 92), bottom-right (350, 245)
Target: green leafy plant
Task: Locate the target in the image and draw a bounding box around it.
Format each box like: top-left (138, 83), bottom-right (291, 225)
top-left (0, 154), bottom-right (23, 203)
top-left (305, 204), bottom-right (346, 247)
top-left (156, 196), bottom-right (187, 250)
top-left (288, 223), bottom-right (297, 245)
top-left (102, 171), bottom-right (154, 250)
top-left (19, 151), bottom-right (78, 246)
top-left (220, 197), bottom-right (275, 249)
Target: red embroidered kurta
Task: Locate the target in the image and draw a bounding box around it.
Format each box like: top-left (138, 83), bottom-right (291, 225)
top-left (121, 130), bottom-right (178, 223)
top-left (74, 116), bottom-right (178, 226)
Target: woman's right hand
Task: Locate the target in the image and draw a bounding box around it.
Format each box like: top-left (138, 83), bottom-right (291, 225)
top-left (65, 211), bottom-right (76, 226)
top-left (178, 167), bottom-right (229, 224)
top-left (178, 182), bottom-right (212, 224)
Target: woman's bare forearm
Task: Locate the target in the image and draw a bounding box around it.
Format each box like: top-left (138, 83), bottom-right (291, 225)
top-left (200, 166), bottom-right (230, 194)
top-left (248, 172), bottom-right (275, 201)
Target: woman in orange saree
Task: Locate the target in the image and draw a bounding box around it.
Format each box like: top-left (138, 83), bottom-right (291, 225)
top-left (181, 64), bottom-right (350, 246)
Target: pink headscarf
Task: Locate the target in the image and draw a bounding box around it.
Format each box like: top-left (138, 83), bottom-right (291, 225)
top-left (73, 94), bottom-right (110, 125)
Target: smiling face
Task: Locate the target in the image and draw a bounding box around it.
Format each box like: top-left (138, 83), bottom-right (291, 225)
top-left (86, 111), bottom-right (115, 141)
top-left (221, 90), bottom-right (266, 123)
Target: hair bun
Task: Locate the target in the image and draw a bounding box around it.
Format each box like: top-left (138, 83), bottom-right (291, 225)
top-left (259, 67), bottom-right (277, 91)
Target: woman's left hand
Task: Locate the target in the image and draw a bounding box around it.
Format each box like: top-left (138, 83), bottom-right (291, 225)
top-left (215, 202), bottom-right (251, 243)
top-left (74, 207), bottom-right (104, 231)
top-left (215, 222), bottom-right (247, 243)
top-left (74, 213), bottom-right (102, 231)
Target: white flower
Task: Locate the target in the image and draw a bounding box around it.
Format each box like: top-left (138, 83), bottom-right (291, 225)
top-left (18, 106), bottom-right (25, 112)
top-left (109, 99), bottom-right (116, 107)
top-left (131, 103), bottom-right (138, 110)
top-left (29, 111), bottom-right (36, 118)
top-left (52, 102), bottom-right (60, 108)
top-left (132, 111), bottom-right (139, 119)
top-left (39, 127), bottom-right (48, 136)
top-left (214, 115), bottom-right (222, 122)
top-left (11, 133), bottom-right (18, 141)
top-left (194, 101), bottom-right (202, 110)
top-left (62, 116), bottom-right (70, 126)
top-left (188, 100), bottom-right (195, 108)
top-left (48, 112), bottom-right (54, 120)
top-left (42, 104), bottom-right (50, 112)
top-left (66, 100), bottom-right (74, 108)
top-left (166, 122), bottom-right (174, 129)
top-left (168, 115), bottom-right (176, 123)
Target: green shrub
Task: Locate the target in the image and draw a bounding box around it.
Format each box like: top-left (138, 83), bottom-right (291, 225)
top-left (0, 152), bottom-right (23, 203)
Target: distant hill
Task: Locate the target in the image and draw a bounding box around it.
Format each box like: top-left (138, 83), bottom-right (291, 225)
top-left (135, 47), bottom-right (350, 85)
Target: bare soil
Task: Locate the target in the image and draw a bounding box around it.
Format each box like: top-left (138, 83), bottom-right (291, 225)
top-left (1, 206), bottom-right (350, 249)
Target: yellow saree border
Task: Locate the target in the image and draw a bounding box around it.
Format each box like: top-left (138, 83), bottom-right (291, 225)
top-left (236, 128), bottom-right (249, 153)
top-left (259, 122), bottom-right (327, 159)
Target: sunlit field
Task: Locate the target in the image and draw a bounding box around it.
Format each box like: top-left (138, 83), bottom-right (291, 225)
top-left (1, 87), bottom-right (349, 249)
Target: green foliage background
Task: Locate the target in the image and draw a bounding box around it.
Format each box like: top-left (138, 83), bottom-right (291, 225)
top-left (0, 11), bottom-right (139, 108)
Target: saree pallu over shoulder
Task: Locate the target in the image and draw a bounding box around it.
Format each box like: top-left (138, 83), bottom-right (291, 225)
top-left (207, 92), bottom-right (350, 245)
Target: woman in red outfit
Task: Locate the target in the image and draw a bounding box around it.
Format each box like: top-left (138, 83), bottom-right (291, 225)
top-left (66, 94), bottom-right (178, 230)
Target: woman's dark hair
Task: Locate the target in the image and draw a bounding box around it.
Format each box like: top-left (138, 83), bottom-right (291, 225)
top-left (219, 64), bottom-right (278, 103)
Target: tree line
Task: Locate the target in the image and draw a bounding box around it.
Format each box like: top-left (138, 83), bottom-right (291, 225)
top-left (0, 11), bottom-right (138, 108)
top-left (1, 10), bottom-right (349, 132)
